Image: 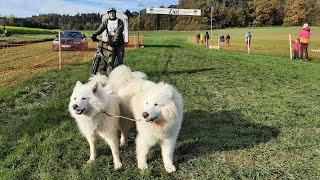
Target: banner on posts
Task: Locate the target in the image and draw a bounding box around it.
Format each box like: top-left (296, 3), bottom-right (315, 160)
top-left (146, 8), bottom-right (201, 16)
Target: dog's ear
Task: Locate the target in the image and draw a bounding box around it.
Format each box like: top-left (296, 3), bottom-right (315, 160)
top-left (158, 83), bottom-right (173, 99)
top-left (105, 84), bottom-right (113, 94)
top-left (92, 82), bottom-right (100, 95)
top-left (76, 81), bottom-right (82, 86)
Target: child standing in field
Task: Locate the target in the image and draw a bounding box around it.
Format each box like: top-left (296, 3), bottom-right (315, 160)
top-left (291, 38), bottom-right (301, 61)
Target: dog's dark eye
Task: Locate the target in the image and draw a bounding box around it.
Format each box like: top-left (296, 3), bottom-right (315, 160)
top-left (146, 102), bottom-right (148, 105)
top-left (82, 97), bottom-right (87, 100)
top-left (74, 98), bottom-right (76, 100)
top-left (154, 103), bottom-right (158, 106)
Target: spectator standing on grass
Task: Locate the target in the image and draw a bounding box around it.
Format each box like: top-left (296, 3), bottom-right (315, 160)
top-left (245, 32), bottom-right (252, 49)
top-left (299, 23), bottom-right (311, 61)
top-left (291, 38), bottom-right (301, 61)
top-left (200, 33), bottom-right (204, 44)
top-left (220, 34), bottom-right (225, 46)
top-left (205, 31), bottom-right (210, 47)
top-left (196, 33), bottom-right (200, 44)
top-left (91, 8), bottom-right (125, 74)
top-left (226, 33), bottom-right (230, 46)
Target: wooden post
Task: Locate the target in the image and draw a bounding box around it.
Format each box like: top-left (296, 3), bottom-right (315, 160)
top-left (289, 34), bottom-right (293, 59)
top-left (59, 29), bottom-right (62, 70)
top-left (247, 37), bottom-right (250, 54)
top-left (133, 35), bottom-right (136, 48)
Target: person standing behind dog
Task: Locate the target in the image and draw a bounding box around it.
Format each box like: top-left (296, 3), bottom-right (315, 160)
top-left (91, 8), bottom-right (125, 74)
top-left (299, 23), bottom-right (311, 61)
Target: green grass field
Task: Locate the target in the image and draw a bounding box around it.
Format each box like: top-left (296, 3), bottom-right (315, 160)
top-left (1, 26), bottom-right (59, 34)
top-left (0, 29), bottom-right (320, 179)
top-left (0, 26), bottom-right (59, 44)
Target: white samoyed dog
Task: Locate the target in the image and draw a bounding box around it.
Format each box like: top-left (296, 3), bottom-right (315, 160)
top-left (107, 65), bottom-right (155, 145)
top-left (131, 82), bottom-right (184, 173)
top-left (68, 80), bottom-right (123, 169)
top-left (87, 73), bottom-right (131, 146)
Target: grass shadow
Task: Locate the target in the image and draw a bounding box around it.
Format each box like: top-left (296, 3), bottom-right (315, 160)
top-left (175, 109), bottom-right (279, 164)
top-left (146, 67), bottom-right (218, 77)
top-left (143, 45), bottom-right (181, 48)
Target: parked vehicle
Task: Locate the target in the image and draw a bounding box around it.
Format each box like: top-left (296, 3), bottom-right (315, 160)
top-left (52, 30), bottom-right (88, 51)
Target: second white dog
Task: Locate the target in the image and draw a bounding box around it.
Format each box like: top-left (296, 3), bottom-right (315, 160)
top-left (131, 82), bottom-right (184, 173)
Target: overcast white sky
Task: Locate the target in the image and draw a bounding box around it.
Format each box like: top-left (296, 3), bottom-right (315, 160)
top-left (0, 0), bottom-right (179, 18)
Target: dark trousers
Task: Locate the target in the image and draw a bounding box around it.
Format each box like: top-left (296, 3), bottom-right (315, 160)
top-left (300, 43), bottom-right (309, 60)
top-left (108, 45), bottom-right (124, 69)
top-left (294, 50), bottom-right (299, 60)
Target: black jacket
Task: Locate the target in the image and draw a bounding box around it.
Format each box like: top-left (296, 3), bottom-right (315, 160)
top-left (94, 18), bottom-right (125, 46)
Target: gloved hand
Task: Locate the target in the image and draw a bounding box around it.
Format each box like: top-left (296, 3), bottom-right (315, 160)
top-left (91, 34), bottom-right (98, 42)
top-left (108, 41), bottom-right (115, 47)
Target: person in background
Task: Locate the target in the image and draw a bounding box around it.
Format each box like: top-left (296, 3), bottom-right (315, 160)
top-left (299, 23), bottom-right (311, 61)
top-left (205, 31), bottom-right (210, 47)
top-left (2, 25), bottom-right (7, 36)
top-left (291, 38), bottom-right (301, 61)
top-left (219, 34), bottom-right (225, 46)
top-left (245, 32), bottom-right (252, 49)
top-left (226, 33), bottom-right (230, 46)
top-left (196, 33), bottom-right (200, 44)
top-left (91, 8), bottom-right (125, 74)
top-left (200, 33), bottom-right (204, 44)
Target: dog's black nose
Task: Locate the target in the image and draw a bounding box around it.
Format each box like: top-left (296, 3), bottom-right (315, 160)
top-left (72, 104), bottom-right (78, 110)
top-left (142, 112), bottom-right (149, 118)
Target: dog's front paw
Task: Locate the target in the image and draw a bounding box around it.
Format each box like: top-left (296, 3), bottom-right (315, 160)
top-left (114, 162), bottom-right (123, 170)
top-left (87, 159), bottom-right (95, 164)
top-left (165, 164), bottom-right (176, 173)
top-left (138, 162), bottom-right (148, 170)
top-left (120, 141), bottom-right (128, 147)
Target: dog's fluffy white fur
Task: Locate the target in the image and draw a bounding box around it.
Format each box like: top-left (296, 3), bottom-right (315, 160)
top-left (107, 65), bottom-right (148, 93)
top-left (70, 66), bottom-right (184, 173)
top-left (131, 82), bottom-right (184, 173)
top-left (68, 80), bottom-right (122, 169)
top-left (107, 65), bottom-right (156, 145)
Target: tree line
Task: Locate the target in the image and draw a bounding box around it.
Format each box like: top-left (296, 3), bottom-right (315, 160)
top-left (0, 0), bottom-right (319, 31)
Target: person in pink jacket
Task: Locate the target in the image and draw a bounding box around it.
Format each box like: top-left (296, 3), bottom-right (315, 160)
top-left (291, 38), bottom-right (301, 61)
top-left (299, 23), bottom-right (311, 60)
